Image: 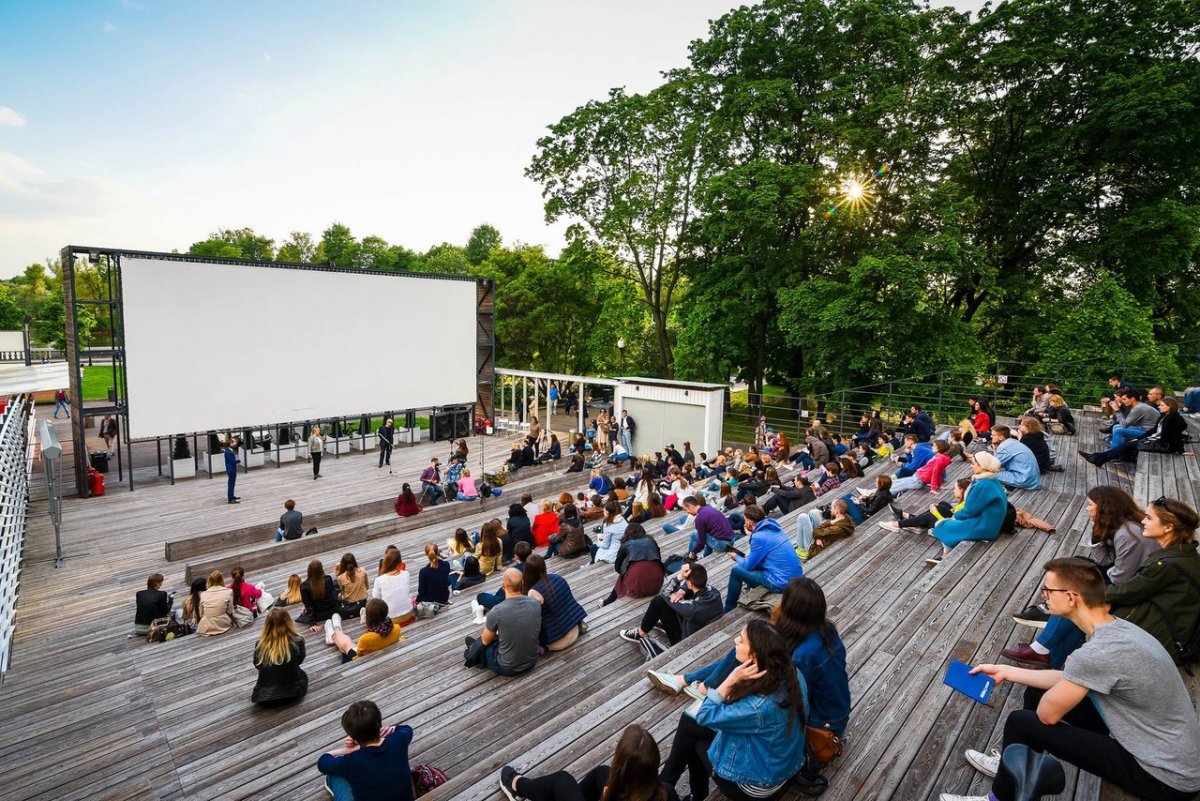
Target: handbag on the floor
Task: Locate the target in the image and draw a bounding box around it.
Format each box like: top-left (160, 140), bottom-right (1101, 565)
top-left (805, 725), bottom-right (843, 764)
top-left (147, 616), bottom-right (190, 643)
top-left (231, 604), bottom-right (254, 627)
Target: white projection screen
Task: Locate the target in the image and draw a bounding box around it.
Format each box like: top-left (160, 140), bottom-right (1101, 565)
top-left (119, 256), bottom-right (479, 439)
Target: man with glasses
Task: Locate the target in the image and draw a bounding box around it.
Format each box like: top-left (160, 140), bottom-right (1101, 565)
top-left (940, 557), bottom-right (1200, 801)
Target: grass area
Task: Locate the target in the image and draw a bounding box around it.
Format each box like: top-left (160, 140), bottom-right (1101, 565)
top-left (81, 365), bottom-right (123, 402)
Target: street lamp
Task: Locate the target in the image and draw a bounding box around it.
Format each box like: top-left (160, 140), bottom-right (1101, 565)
top-left (617, 338), bottom-right (625, 373)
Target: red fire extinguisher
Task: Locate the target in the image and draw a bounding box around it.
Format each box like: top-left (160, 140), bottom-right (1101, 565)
top-left (87, 467), bottom-right (106, 497)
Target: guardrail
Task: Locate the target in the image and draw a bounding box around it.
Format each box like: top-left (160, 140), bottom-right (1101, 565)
top-left (0, 395), bottom-right (35, 682)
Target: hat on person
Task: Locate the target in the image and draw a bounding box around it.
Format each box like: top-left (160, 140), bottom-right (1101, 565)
top-left (972, 451), bottom-right (1000, 477)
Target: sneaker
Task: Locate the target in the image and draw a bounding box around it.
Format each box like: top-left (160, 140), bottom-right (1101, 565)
top-left (683, 681), bottom-right (706, 701)
top-left (323, 619), bottom-right (335, 645)
top-left (618, 628), bottom-right (643, 642)
top-left (578, 619), bottom-right (588, 635)
top-left (856, 486), bottom-right (872, 497)
top-left (647, 669), bottom-right (685, 694)
top-left (938, 794), bottom-right (988, 801)
top-left (499, 765), bottom-right (525, 801)
top-left (889, 502), bottom-right (905, 521)
top-left (359, 607), bottom-right (367, 626)
top-left (964, 747), bottom-right (1001, 778)
top-left (471, 601), bottom-right (487, 624)
top-left (331, 613), bottom-right (343, 631)
top-left (879, 521), bottom-right (901, 532)
top-left (1012, 603), bottom-right (1050, 629)
top-left (796, 548), bottom-right (810, 560)
top-left (925, 555), bottom-right (942, 567)
top-left (452, 589), bottom-right (462, 596)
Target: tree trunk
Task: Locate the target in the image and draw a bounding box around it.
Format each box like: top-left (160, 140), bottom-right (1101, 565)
top-left (649, 305), bottom-right (673, 378)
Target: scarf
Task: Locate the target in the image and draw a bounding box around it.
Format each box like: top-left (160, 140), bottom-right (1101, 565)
top-left (367, 617), bottom-right (395, 639)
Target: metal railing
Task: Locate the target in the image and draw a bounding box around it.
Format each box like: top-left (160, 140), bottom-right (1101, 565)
top-left (726, 364), bottom-right (1192, 445)
top-left (0, 395), bottom-right (35, 681)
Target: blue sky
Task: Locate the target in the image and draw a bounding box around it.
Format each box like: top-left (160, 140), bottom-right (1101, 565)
top-left (0, 0), bottom-right (984, 276)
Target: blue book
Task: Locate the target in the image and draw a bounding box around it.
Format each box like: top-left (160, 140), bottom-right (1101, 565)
top-left (944, 660), bottom-right (995, 704)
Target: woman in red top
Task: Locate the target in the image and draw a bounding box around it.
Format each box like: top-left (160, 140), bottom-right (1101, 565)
top-left (394, 483), bottom-right (421, 517)
top-left (228, 566), bottom-right (263, 613)
top-left (531, 500), bottom-right (560, 548)
top-left (972, 399), bottom-right (993, 441)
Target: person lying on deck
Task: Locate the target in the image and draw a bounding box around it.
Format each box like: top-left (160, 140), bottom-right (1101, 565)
top-left (500, 723), bottom-right (678, 801)
top-left (938, 557), bottom-right (1200, 801)
top-left (318, 700), bottom-right (415, 801)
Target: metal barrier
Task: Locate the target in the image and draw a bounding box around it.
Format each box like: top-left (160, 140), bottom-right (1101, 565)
top-left (0, 395), bottom-right (35, 681)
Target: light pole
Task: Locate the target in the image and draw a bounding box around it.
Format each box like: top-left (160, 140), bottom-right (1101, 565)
top-left (617, 337), bottom-right (625, 373)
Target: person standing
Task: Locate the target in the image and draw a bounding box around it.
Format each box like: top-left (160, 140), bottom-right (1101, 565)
top-left (53, 388), bottom-right (69, 418)
top-left (224, 438), bottom-right (240, 504)
top-left (308, 425), bottom-right (325, 480)
top-left (619, 409), bottom-right (636, 455)
top-left (104, 414), bottom-right (119, 452)
top-left (378, 418), bottom-right (395, 468)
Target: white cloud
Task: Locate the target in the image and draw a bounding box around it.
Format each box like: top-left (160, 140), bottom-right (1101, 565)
top-left (102, 21), bottom-right (115, 33)
top-left (0, 107), bottom-right (25, 127)
top-left (263, 53), bottom-right (271, 62)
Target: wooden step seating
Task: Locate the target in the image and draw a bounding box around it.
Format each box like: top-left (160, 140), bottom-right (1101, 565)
top-left (180, 463), bottom-right (601, 584)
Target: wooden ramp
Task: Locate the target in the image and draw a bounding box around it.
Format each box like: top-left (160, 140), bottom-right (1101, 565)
top-left (1, 416), bottom-right (1196, 801)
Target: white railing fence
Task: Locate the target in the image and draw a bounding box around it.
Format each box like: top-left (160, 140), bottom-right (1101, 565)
top-left (0, 395), bottom-right (35, 680)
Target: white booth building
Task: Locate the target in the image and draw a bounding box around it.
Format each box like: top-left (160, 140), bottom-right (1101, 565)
top-left (614, 377), bottom-right (725, 459)
top-left (494, 368), bottom-right (726, 458)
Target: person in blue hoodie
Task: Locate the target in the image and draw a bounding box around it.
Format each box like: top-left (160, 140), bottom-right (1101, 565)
top-left (908, 405), bottom-right (935, 441)
top-left (659, 619), bottom-right (808, 801)
top-left (723, 505), bottom-right (803, 612)
top-left (992, 425), bottom-right (1041, 490)
top-left (894, 435), bottom-right (933, 479)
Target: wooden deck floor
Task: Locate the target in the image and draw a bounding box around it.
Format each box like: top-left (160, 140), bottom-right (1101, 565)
top-left (2, 415), bottom-right (1196, 801)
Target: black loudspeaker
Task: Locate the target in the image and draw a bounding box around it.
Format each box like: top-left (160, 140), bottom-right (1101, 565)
top-left (432, 407), bottom-right (470, 441)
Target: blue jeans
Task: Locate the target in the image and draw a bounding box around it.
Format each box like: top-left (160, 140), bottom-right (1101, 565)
top-left (274, 527), bottom-right (284, 542)
top-left (790, 452), bottom-right (814, 469)
top-left (477, 590), bottom-right (505, 611)
top-left (889, 475), bottom-right (927, 495)
top-left (1109, 426), bottom-right (1148, 449)
top-left (227, 472), bottom-right (237, 502)
top-left (684, 648), bottom-right (740, 687)
top-left (793, 509), bottom-right (824, 553)
top-left (621, 430), bottom-right (633, 454)
top-left (423, 485), bottom-right (443, 505)
top-left (663, 514), bottom-right (688, 534)
top-left (456, 492), bottom-right (477, 501)
top-left (1184, 388), bottom-right (1200, 412)
top-left (484, 639), bottom-right (526, 676)
top-left (687, 531), bottom-right (735, 556)
top-left (728, 511), bottom-right (745, 536)
top-left (725, 565), bottom-right (781, 612)
top-left (1035, 615), bottom-right (1086, 668)
top-left (325, 776), bottom-right (354, 801)
top-left (53, 399), bottom-right (69, 417)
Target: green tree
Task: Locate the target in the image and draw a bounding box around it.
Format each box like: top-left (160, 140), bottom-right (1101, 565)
top-left (528, 81), bottom-right (704, 377)
top-left (359, 236), bottom-right (395, 271)
top-left (0, 287), bottom-right (23, 330)
top-left (189, 227), bottom-right (275, 261)
top-left (276, 231), bottom-right (316, 263)
top-left (1034, 273), bottom-right (1182, 395)
top-left (315, 223), bottom-right (359, 268)
top-left (421, 244), bottom-right (472, 275)
top-left (34, 288), bottom-right (96, 350)
top-left (465, 224), bottom-right (502, 265)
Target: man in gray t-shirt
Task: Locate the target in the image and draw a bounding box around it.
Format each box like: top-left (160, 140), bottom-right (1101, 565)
top-left (478, 569), bottom-right (540, 676)
top-left (941, 558), bottom-right (1200, 801)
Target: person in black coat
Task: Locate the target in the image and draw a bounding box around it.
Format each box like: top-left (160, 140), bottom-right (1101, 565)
top-left (1017, 419), bottom-right (1055, 472)
top-left (503, 504), bottom-right (535, 563)
top-left (539, 434), bottom-right (562, 463)
top-left (251, 608), bottom-right (308, 705)
top-left (1082, 399), bottom-right (1188, 466)
top-left (134, 573), bottom-right (173, 634)
top-left (520, 438), bottom-right (537, 467)
top-left (297, 560), bottom-right (339, 627)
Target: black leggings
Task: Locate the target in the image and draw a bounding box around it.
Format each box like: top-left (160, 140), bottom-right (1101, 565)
top-left (899, 501), bottom-right (954, 530)
top-left (518, 765), bottom-right (680, 801)
top-left (993, 687), bottom-right (1194, 801)
top-left (660, 712), bottom-right (787, 801)
top-left (640, 594), bottom-right (683, 645)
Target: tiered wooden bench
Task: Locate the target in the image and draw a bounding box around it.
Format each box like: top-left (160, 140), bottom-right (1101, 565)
top-left (2, 416), bottom-right (1196, 801)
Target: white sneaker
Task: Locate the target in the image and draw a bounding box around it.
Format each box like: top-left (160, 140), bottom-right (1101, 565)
top-left (646, 669), bottom-right (684, 694)
top-left (359, 607), bottom-right (367, 626)
top-left (323, 619), bottom-right (335, 645)
top-left (471, 600), bottom-right (487, 624)
top-left (938, 794), bottom-right (988, 801)
top-left (331, 613), bottom-right (343, 631)
top-left (964, 747), bottom-right (1000, 778)
top-left (856, 486), bottom-right (872, 496)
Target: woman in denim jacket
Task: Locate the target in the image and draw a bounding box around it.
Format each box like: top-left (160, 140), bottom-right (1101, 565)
top-left (660, 619), bottom-right (807, 801)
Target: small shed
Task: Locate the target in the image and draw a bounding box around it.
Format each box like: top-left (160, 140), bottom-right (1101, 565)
top-left (614, 377), bottom-right (725, 460)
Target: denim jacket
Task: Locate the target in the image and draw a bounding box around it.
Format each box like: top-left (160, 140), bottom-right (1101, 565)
top-left (695, 678), bottom-right (807, 785)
